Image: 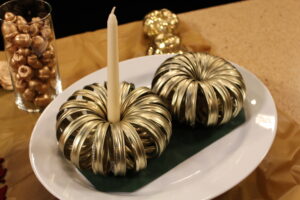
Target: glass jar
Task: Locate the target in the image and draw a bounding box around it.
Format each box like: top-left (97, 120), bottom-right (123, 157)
top-left (0, 0), bottom-right (62, 112)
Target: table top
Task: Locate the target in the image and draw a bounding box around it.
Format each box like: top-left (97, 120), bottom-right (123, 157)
top-left (1, 0), bottom-right (300, 199)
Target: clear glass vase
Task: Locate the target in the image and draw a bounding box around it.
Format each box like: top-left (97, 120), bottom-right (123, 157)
top-left (0, 0), bottom-right (62, 112)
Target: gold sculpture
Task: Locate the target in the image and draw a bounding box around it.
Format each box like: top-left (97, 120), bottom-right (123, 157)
top-left (152, 52), bottom-right (246, 127)
top-left (143, 9), bottom-right (184, 55)
top-left (56, 82), bottom-right (172, 176)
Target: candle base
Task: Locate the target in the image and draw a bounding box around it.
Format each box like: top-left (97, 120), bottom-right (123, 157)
top-left (56, 82), bottom-right (172, 176)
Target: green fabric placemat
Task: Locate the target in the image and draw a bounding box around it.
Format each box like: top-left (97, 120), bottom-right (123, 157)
top-left (81, 109), bottom-right (246, 192)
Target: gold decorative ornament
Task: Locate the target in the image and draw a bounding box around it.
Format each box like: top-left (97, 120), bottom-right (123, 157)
top-left (143, 9), bottom-right (184, 55)
top-left (56, 82), bottom-right (172, 176)
top-left (143, 9), bottom-right (178, 37)
top-left (152, 52), bottom-right (246, 127)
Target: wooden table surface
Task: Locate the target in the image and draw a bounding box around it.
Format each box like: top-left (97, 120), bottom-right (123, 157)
top-left (1, 0), bottom-right (300, 199)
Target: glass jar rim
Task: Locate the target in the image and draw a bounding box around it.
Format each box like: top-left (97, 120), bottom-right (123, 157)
top-left (0, 0), bottom-right (52, 23)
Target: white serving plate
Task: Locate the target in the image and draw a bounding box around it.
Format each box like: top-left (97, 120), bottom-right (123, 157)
top-left (29, 55), bottom-right (277, 200)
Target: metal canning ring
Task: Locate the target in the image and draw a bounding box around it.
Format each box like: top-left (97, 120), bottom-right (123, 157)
top-left (56, 82), bottom-right (172, 176)
top-left (152, 52), bottom-right (246, 127)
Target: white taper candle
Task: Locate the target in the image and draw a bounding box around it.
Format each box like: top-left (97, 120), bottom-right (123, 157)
top-left (107, 7), bottom-right (120, 122)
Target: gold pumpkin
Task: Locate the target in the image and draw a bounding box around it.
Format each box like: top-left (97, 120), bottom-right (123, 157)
top-left (152, 52), bottom-right (246, 127)
top-left (56, 82), bottom-right (172, 176)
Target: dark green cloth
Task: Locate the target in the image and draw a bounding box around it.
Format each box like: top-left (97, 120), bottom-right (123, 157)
top-left (81, 110), bottom-right (245, 192)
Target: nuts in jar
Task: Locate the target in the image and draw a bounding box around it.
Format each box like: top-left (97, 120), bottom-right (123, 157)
top-left (1, 9), bottom-right (60, 111)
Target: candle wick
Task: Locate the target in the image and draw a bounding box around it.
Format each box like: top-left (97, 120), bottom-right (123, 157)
top-left (111, 7), bottom-right (116, 14)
